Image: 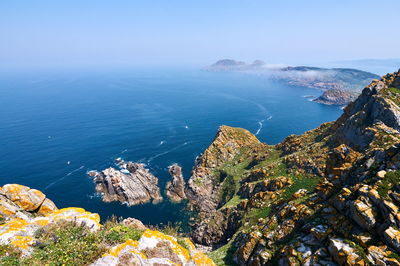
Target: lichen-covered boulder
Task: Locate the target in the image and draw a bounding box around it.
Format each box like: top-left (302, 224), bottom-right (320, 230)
top-left (0, 184), bottom-right (58, 221)
top-left (0, 207), bottom-right (101, 255)
top-left (92, 229), bottom-right (215, 266)
top-left (0, 184), bottom-right (46, 211)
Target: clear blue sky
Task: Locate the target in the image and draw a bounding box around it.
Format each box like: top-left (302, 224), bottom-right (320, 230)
top-left (0, 0), bottom-right (399, 67)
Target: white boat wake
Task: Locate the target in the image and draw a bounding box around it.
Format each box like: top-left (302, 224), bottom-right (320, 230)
top-left (148, 141), bottom-right (190, 163)
top-left (255, 116), bottom-right (272, 135)
top-left (45, 165), bottom-right (85, 190)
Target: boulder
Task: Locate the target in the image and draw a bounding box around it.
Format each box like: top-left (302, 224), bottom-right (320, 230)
top-left (166, 164), bottom-right (187, 202)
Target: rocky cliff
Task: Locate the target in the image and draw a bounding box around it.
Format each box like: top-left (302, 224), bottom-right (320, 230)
top-left (0, 184), bottom-right (214, 265)
top-left (189, 70), bottom-right (400, 265)
top-left (166, 164), bottom-right (187, 202)
top-left (313, 89), bottom-right (358, 105)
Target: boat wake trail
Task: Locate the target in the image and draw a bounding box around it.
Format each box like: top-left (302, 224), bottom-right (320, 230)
top-left (255, 116), bottom-right (272, 135)
top-left (255, 120), bottom-right (264, 135)
top-left (148, 142), bottom-right (191, 163)
top-left (45, 165), bottom-right (85, 190)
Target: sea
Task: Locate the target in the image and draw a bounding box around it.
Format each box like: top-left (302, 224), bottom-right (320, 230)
top-left (0, 67), bottom-right (343, 225)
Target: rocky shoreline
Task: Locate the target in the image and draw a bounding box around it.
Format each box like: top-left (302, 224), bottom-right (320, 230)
top-left (6, 69), bottom-right (400, 265)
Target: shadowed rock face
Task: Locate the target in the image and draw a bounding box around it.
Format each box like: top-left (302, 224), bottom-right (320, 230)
top-left (90, 161), bottom-right (162, 206)
top-left (332, 71), bottom-right (400, 151)
top-left (165, 164), bottom-right (186, 202)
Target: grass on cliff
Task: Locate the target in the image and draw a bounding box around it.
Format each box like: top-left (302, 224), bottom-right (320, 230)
top-left (0, 220), bottom-right (145, 266)
top-left (377, 170), bottom-right (400, 198)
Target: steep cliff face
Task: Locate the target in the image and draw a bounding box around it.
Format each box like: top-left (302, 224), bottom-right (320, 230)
top-left (332, 72), bottom-right (400, 151)
top-left (189, 70), bottom-right (400, 265)
top-left (186, 125), bottom-right (265, 213)
top-left (186, 126), bottom-right (267, 245)
top-left (0, 184), bottom-right (214, 265)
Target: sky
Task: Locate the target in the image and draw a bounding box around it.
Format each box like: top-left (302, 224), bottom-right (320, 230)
top-left (0, 0), bottom-right (399, 68)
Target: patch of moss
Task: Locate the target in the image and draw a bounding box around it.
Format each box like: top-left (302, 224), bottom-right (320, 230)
top-left (102, 224), bottom-right (143, 244)
top-left (281, 174), bottom-right (321, 201)
top-left (377, 170), bottom-right (400, 198)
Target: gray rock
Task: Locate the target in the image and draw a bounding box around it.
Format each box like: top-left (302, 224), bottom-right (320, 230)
top-left (90, 161), bottom-right (162, 206)
top-left (165, 164), bottom-right (187, 202)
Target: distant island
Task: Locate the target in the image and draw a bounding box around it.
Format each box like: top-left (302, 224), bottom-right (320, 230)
top-left (207, 59), bottom-right (380, 105)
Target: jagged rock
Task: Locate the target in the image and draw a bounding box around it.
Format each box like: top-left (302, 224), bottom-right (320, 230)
top-left (349, 198), bottom-right (378, 231)
top-left (0, 184), bottom-right (58, 220)
top-left (332, 72), bottom-right (400, 151)
top-left (122, 217), bottom-right (148, 230)
top-left (240, 176), bottom-right (292, 198)
top-left (0, 184), bottom-right (46, 212)
top-left (234, 231), bottom-right (262, 265)
top-left (91, 230), bottom-right (215, 266)
top-left (191, 206), bottom-right (241, 246)
top-left (166, 164), bottom-right (187, 202)
top-left (326, 144), bottom-right (361, 179)
top-left (328, 238), bottom-right (363, 265)
top-left (383, 226), bottom-right (400, 252)
top-left (90, 161), bottom-right (162, 206)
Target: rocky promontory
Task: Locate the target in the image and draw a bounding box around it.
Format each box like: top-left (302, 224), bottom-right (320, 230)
top-left (187, 70), bottom-right (400, 265)
top-left (89, 159), bottom-right (162, 206)
top-left (313, 89), bottom-right (359, 105)
top-left (0, 184), bottom-right (214, 265)
top-left (165, 164), bottom-right (187, 202)
top-left (206, 59), bottom-right (380, 106)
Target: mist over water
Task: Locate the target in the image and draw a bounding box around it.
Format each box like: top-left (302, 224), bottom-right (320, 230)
top-left (0, 67), bottom-right (342, 225)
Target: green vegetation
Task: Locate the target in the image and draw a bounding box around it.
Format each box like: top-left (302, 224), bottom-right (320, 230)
top-left (102, 223), bottom-right (143, 244)
top-left (209, 238), bottom-right (237, 266)
top-left (217, 148), bottom-right (252, 207)
top-left (377, 170), bottom-right (400, 198)
top-left (0, 220), bottom-right (149, 265)
top-left (24, 221), bottom-right (109, 265)
top-left (281, 174), bottom-right (321, 201)
top-left (0, 245), bottom-right (21, 266)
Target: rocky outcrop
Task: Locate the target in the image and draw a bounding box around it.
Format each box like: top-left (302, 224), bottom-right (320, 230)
top-left (332, 72), bottom-right (400, 151)
top-left (0, 184), bottom-right (58, 221)
top-left (89, 159), bottom-right (162, 206)
top-left (0, 184), bottom-right (99, 256)
top-left (165, 164), bottom-right (187, 202)
top-left (92, 230), bottom-right (215, 266)
top-left (186, 125), bottom-right (264, 213)
top-left (0, 184), bottom-right (215, 265)
top-left (313, 89), bottom-right (358, 105)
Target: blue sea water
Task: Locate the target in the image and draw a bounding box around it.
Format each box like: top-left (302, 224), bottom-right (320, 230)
top-left (0, 67), bottom-right (342, 225)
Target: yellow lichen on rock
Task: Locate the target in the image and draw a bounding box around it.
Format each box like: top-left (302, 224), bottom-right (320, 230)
top-left (0, 184), bottom-right (46, 211)
top-left (11, 236), bottom-right (33, 250)
top-left (92, 230), bottom-right (215, 266)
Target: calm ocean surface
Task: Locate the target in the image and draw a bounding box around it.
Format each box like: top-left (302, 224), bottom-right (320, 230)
top-left (0, 67), bottom-right (342, 225)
